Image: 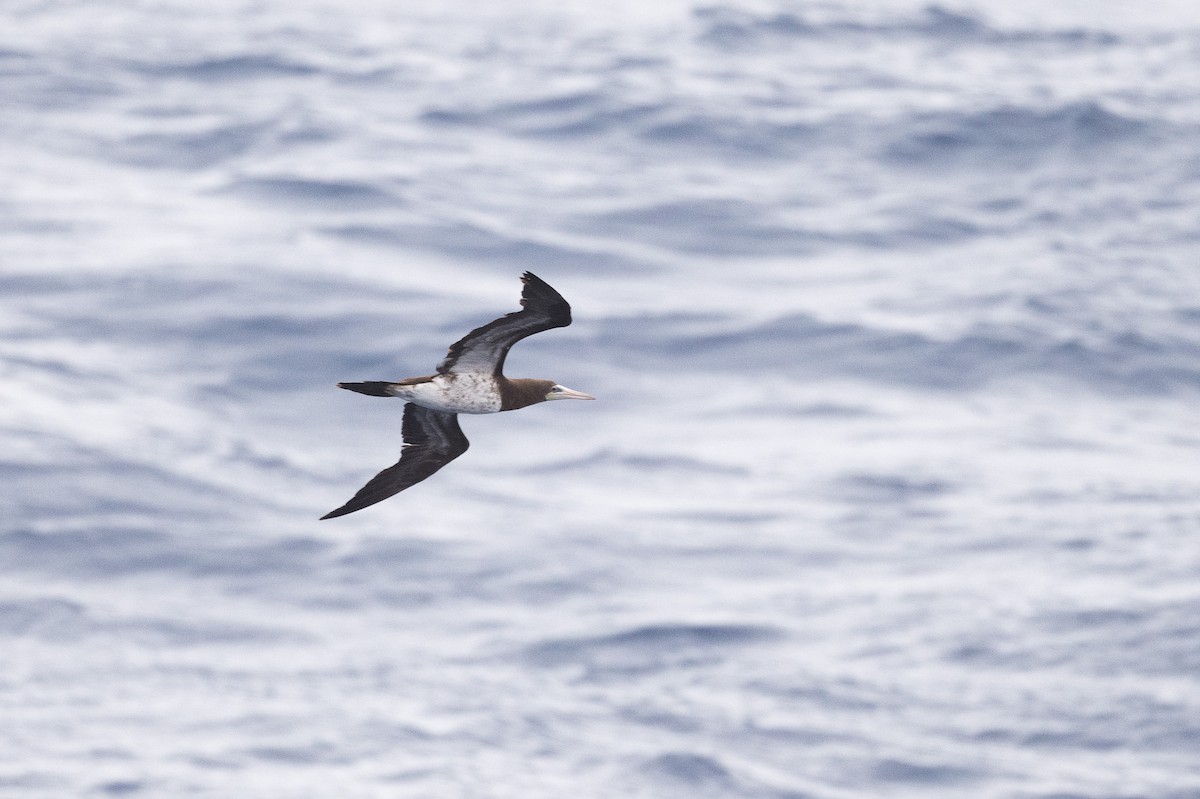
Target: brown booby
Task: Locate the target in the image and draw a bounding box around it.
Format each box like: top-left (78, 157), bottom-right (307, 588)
top-left (321, 272), bottom-right (593, 519)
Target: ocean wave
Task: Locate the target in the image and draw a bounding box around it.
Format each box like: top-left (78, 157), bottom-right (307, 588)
top-left (741, 402), bottom-right (877, 419)
top-left (642, 752), bottom-right (735, 789)
top-left (0, 46), bottom-right (32, 63)
top-left (509, 448), bottom-right (746, 477)
top-left (870, 758), bottom-right (981, 786)
top-left (106, 119), bottom-right (272, 169)
top-left (593, 311), bottom-right (1200, 394)
top-left (111, 121), bottom-right (274, 170)
top-left (322, 221), bottom-right (634, 270)
top-left (694, 4), bottom-right (1123, 49)
top-left (0, 53), bottom-right (123, 110)
top-left (1036, 600), bottom-right (1200, 678)
top-left (0, 597), bottom-right (88, 639)
top-left (575, 198), bottom-right (830, 256)
top-left (423, 90), bottom-right (660, 138)
top-left (885, 101), bottom-right (1151, 168)
top-left (128, 53), bottom-right (321, 82)
top-left (639, 750), bottom-right (821, 798)
top-left (0, 594), bottom-right (300, 646)
top-left (833, 473), bottom-right (958, 504)
top-left (422, 87), bottom-right (818, 160)
top-left (946, 597), bottom-right (1200, 679)
top-left (637, 113), bottom-right (814, 159)
top-left (0, 527), bottom-right (327, 580)
top-left (1, 456), bottom-right (240, 524)
top-left (566, 195), bottom-right (997, 256)
top-left (0, 268), bottom-right (440, 393)
top-left (527, 622), bottom-right (784, 675)
top-left (219, 176), bottom-right (405, 209)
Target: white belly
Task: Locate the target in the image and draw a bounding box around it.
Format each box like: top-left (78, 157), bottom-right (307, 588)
top-left (393, 374), bottom-right (503, 414)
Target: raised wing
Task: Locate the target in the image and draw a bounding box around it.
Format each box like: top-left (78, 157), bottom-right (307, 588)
top-left (437, 271), bottom-right (571, 377)
top-left (320, 404), bottom-right (469, 519)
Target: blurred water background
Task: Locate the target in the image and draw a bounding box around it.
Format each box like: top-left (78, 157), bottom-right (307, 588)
top-left (3, 0), bottom-right (1200, 796)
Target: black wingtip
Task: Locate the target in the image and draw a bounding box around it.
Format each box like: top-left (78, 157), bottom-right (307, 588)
top-left (517, 272), bottom-right (570, 319)
top-left (320, 498), bottom-right (366, 519)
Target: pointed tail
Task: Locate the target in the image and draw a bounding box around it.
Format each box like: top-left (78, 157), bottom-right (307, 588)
top-left (337, 381), bottom-right (398, 397)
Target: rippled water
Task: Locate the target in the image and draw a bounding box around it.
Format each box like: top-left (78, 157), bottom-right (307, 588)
top-left (4, 1), bottom-right (1200, 797)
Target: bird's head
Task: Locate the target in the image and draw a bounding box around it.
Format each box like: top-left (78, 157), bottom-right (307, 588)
top-left (502, 378), bottom-right (595, 410)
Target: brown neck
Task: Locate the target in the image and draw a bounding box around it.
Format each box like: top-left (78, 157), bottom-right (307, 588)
top-left (499, 378), bottom-right (553, 411)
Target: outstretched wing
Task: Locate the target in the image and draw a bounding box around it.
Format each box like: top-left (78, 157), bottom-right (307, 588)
top-left (437, 271), bottom-right (571, 377)
top-left (320, 404), bottom-right (469, 519)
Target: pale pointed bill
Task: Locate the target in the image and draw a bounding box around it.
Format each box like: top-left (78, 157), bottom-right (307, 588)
top-left (551, 385), bottom-right (595, 400)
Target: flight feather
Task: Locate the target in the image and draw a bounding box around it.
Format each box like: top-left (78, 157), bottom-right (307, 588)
top-left (436, 271), bottom-right (571, 377)
top-left (320, 404), bottom-right (469, 519)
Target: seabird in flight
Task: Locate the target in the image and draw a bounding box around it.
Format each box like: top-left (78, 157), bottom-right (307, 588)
top-left (321, 272), bottom-right (594, 519)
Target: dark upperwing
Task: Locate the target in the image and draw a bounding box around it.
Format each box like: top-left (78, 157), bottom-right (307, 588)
top-left (436, 271), bottom-right (572, 377)
top-left (320, 403), bottom-right (469, 519)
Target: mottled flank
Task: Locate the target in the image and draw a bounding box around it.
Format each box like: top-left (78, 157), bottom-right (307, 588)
top-left (386, 373), bottom-right (504, 414)
top-left (4, 0), bottom-right (1200, 797)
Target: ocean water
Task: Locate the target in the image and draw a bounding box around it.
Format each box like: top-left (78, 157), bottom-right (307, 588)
top-left (3, 0), bottom-right (1200, 796)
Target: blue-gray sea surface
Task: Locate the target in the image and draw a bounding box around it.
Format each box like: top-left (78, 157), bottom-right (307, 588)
top-left (3, 0), bottom-right (1200, 796)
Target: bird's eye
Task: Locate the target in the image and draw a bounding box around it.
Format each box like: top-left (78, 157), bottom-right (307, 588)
top-left (551, 386), bottom-right (562, 392)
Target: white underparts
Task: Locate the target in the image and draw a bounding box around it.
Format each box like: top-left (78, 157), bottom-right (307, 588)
top-left (389, 373), bottom-right (503, 414)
